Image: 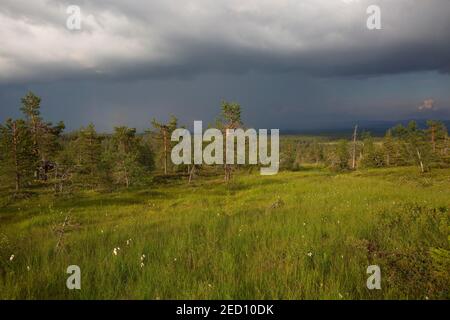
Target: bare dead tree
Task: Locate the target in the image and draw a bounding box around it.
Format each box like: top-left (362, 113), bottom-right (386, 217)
top-left (352, 125), bottom-right (358, 170)
top-left (55, 209), bottom-right (73, 252)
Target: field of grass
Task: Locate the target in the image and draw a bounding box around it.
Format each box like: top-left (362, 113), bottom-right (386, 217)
top-left (0, 167), bottom-right (449, 299)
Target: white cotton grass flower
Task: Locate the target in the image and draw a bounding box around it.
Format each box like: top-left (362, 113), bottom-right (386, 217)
top-left (140, 262), bottom-right (145, 268)
top-left (126, 239), bottom-right (132, 246)
top-left (113, 247), bottom-right (121, 256)
top-left (27, 265), bottom-right (31, 271)
top-left (140, 254), bottom-right (146, 262)
top-left (9, 254), bottom-right (15, 261)
top-left (307, 252), bottom-right (313, 257)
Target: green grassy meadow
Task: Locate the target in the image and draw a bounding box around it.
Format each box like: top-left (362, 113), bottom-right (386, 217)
top-left (0, 166), bottom-right (449, 299)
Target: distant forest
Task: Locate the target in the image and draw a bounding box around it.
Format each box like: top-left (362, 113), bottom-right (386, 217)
top-left (1, 92), bottom-right (449, 195)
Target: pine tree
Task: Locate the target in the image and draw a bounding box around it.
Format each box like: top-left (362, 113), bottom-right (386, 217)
top-left (329, 140), bottom-right (350, 171)
top-left (0, 119), bottom-right (36, 192)
top-left (426, 120), bottom-right (449, 167)
top-left (383, 129), bottom-right (398, 166)
top-left (151, 115), bottom-right (178, 175)
top-left (392, 121), bottom-right (432, 173)
top-left (360, 132), bottom-right (384, 168)
top-left (74, 124), bottom-right (103, 187)
top-left (109, 126), bottom-right (145, 188)
top-left (311, 139), bottom-right (324, 165)
top-left (20, 92), bottom-right (65, 180)
top-left (218, 101), bottom-right (242, 182)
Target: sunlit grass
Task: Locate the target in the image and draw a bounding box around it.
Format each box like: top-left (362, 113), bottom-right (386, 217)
top-left (0, 167), bottom-right (449, 299)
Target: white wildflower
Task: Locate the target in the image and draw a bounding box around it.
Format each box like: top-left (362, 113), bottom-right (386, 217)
top-left (9, 254), bottom-right (15, 261)
top-left (27, 266), bottom-right (31, 271)
top-left (307, 252), bottom-right (313, 257)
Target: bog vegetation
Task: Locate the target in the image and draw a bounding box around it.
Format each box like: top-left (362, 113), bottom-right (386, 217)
top-left (0, 92), bottom-right (449, 299)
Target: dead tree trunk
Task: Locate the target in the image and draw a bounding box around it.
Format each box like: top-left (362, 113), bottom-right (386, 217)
top-left (12, 122), bottom-right (20, 192)
top-left (416, 148), bottom-right (425, 173)
top-left (188, 165), bottom-right (196, 184)
top-left (352, 125), bottom-right (358, 170)
top-left (162, 128), bottom-right (168, 175)
top-left (431, 124), bottom-right (436, 153)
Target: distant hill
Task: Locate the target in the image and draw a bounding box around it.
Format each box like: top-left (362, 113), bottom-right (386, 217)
top-left (282, 119), bottom-right (450, 137)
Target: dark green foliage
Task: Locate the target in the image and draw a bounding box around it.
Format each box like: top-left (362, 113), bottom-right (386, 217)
top-left (218, 101), bottom-right (243, 181)
top-left (329, 140), bottom-right (350, 171)
top-left (0, 119), bottom-right (36, 192)
top-left (20, 92), bottom-right (65, 179)
top-left (360, 133), bottom-right (385, 168)
top-left (70, 124), bottom-right (104, 188)
top-left (106, 126), bottom-right (149, 188)
top-left (151, 115), bottom-right (178, 175)
top-left (426, 120), bottom-right (449, 167)
top-left (391, 121), bottom-right (433, 172)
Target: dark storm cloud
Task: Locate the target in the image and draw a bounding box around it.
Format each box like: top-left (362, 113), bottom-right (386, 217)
top-left (1, 0), bottom-right (450, 132)
top-left (1, 0), bottom-right (450, 83)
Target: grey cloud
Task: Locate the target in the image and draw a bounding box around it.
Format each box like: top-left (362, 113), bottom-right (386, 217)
top-left (1, 0), bottom-right (450, 84)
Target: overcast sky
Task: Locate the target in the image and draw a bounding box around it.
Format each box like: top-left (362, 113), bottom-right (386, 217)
top-left (1, 0), bottom-right (449, 131)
